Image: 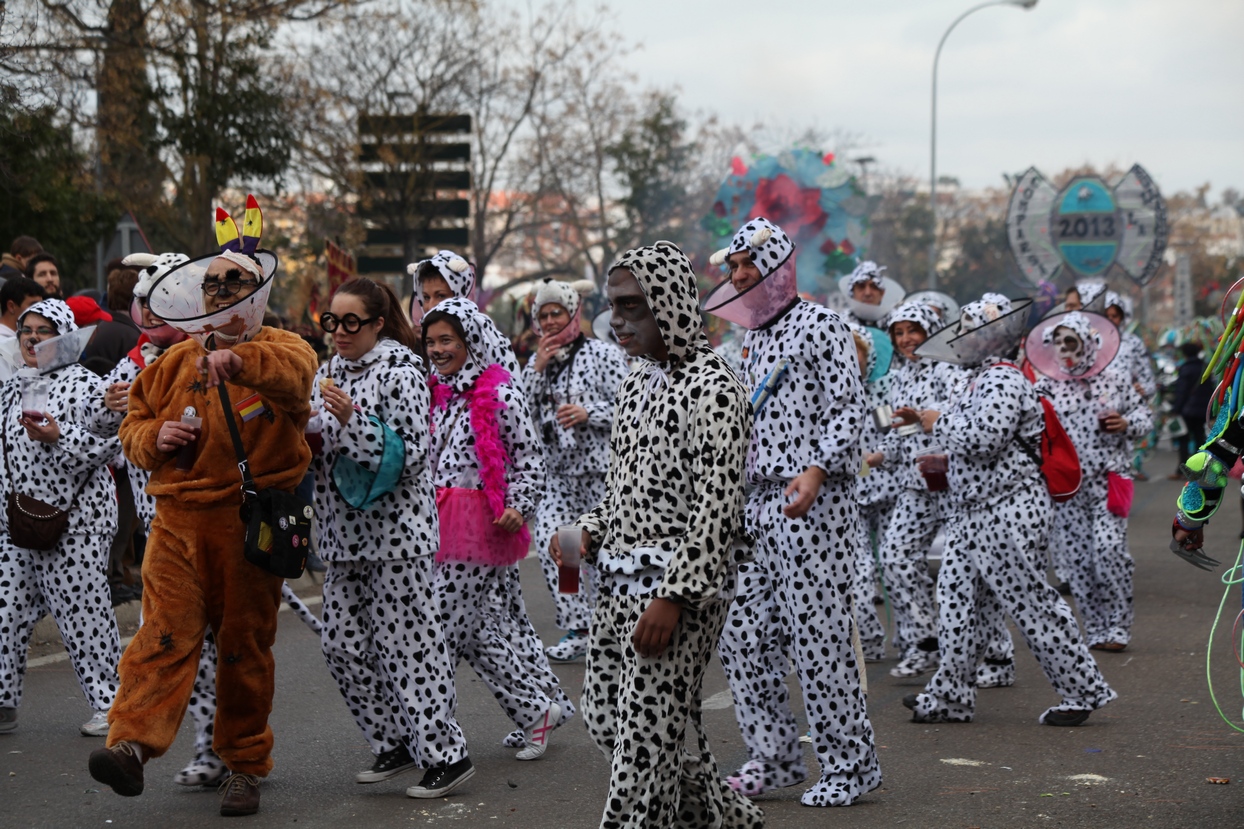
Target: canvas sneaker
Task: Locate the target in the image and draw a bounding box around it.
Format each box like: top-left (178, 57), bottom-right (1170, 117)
top-left (516, 702), bottom-right (560, 761)
top-left (406, 756), bottom-right (475, 799)
top-left (356, 745), bottom-right (418, 783)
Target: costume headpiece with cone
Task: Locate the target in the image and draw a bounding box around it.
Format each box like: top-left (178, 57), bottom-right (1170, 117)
top-left (701, 217), bottom-right (798, 330)
top-left (916, 295), bottom-right (1033, 367)
top-left (1026, 310), bottom-right (1120, 381)
top-left (146, 194), bottom-right (278, 349)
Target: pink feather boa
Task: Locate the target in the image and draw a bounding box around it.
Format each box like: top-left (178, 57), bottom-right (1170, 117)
top-left (429, 364), bottom-right (531, 565)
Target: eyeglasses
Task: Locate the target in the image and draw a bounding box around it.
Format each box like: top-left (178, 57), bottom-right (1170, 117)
top-left (18, 326), bottom-right (57, 337)
top-left (202, 278), bottom-right (260, 297)
top-left (319, 313), bottom-right (378, 334)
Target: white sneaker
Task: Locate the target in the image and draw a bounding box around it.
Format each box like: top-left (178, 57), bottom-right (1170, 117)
top-left (80, 710), bottom-right (110, 737)
top-left (545, 630), bottom-right (589, 663)
top-left (516, 702), bottom-right (560, 761)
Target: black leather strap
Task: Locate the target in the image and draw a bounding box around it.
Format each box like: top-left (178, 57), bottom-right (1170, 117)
top-left (216, 383), bottom-right (257, 500)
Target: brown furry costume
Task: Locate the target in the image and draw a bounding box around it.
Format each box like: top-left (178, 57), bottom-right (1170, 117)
top-left (106, 327), bottom-right (316, 776)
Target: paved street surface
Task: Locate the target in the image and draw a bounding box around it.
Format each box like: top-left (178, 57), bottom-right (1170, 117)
top-left (4, 451), bottom-right (1243, 828)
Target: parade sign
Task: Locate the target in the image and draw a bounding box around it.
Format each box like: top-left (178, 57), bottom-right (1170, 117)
top-left (1006, 164), bottom-right (1168, 287)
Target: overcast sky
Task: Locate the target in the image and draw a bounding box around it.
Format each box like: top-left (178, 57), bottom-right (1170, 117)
top-left (598, 0), bottom-right (1243, 199)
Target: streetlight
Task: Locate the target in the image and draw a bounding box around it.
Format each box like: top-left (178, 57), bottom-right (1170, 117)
top-left (928, 0), bottom-right (1037, 290)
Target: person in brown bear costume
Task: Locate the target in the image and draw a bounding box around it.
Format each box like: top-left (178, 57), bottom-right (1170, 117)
top-left (88, 196), bottom-right (317, 817)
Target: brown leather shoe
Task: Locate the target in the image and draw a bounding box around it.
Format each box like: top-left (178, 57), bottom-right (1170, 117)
top-left (88, 742), bottom-right (144, 797)
top-left (218, 772), bottom-right (261, 817)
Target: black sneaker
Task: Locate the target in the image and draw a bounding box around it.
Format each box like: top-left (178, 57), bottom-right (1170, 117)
top-left (405, 756), bottom-right (474, 799)
top-left (355, 745), bottom-right (417, 784)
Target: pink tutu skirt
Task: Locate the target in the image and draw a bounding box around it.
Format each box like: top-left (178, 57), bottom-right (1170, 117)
top-left (435, 487), bottom-right (530, 566)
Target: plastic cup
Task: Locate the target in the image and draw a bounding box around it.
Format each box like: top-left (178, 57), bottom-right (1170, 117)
top-left (176, 414), bottom-right (203, 471)
top-left (19, 375), bottom-right (49, 420)
top-left (1097, 410), bottom-right (1116, 432)
top-left (916, 452), bottom-right (949, 492)
top-left (557, 525), bottom-right (582, 594)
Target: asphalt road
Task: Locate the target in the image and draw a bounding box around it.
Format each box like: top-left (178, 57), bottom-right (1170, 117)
top-left (4, 451), bottom-right (1243, 828)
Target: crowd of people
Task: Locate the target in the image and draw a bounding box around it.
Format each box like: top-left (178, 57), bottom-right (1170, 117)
top-left (0, 201), bottom-right (1206, 826)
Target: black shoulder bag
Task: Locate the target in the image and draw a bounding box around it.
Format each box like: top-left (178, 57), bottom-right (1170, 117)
top-left (217, 383), bottom-right (312, 579)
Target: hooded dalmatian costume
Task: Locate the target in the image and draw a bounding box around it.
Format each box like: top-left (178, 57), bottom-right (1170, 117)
top-left (873, 301), bottom-right (949, 676)
top-left (840, 261), bottom-right (904, 329)
top-left (310, 333), bottom-right (471, 777)
top-left (412, 261), bottom-right (572, 748)
top-left (426, 298), bottom-right (569, 759)
top-left (707, 219), bottom-right (881, 807)
top-left (576, 241), bottom-right (763, 829)
top-left (904, 298), bottom-right (1117, 725)
top-left (1104, 291), bottom-right (1157, 398)
top-left (0, 300), bottom-right (121, 733)
top-left (521, 279), bottom-right (629, 660)
top-left (846, 323), bottom-right (897, 661)
top-left (1032, 312), bottom-right (1151, 649)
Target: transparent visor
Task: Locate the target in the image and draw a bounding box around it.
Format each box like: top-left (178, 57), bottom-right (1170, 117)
top-left (1025, 311), bottom-right (1120, 381)
top-left (33, 327), bottom-right (98, 373)
top-left (916, 299), bottom-right (1034, 366)
top-left (147, 251), bottom-right (277, 348)
top-left (592, 308), bottom-right (620, 346)
top-left (836, 275), bottom-right (906, 322)
top-left (905, 290), bottom-right (960, 324)
top-left (130, 296), bottom-right (186, 348)
top-left (701, 255), bottom-right (798, 330)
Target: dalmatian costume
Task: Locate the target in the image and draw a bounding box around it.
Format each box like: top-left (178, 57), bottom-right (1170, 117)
top-left (1104, 292), bottom-right (1157, 397)
top-left (427, 298), bottom-right (569, 758)
top-left (0, 300), bottom-right (120, 733)
top-left (87, 255), bottom-right (321, 786)
top-left (847, 323), bottom-right (897, 661)
top-left (707, 219), bottom-right (881, 807)
top-left (412, 260), bottom-right (571, 746)
top-left (1033, 312), bottom-right (1151, 649)
top-left (310, 335), bottom-right (470, 775)
top-left (577, 241), bottom-right (763, 829)
top-left (905, 298), bottom-right (1117, 725)
top-left (521, 279), bottom-right (628, 660)
top-left (839, 261), bottom-right (904, 329)
top-left (872, 301), bottom-right (949, 677)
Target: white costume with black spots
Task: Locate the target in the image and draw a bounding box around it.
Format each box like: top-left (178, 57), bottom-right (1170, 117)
top-left (718, 300), bottom-right (881, 806)
top-left (523, 282), bottom-right (628, 636)
top-left (1037, 361), bottom-right (1151, 648)
top-left (310, 337), bottom-right (469, 767)
top-left (0, 300), bottom-right (120, 718)
top-left (875, 355), bottom-right (947, 659)
top-left (579, 242), bottom-right (763, 829)
top-left (427, 299), bottom-right (565, 735)
top-left (911, 358), bottom-right (1117, 723)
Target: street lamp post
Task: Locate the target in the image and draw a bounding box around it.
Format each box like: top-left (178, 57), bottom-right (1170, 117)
top-left (928, 0), bottom-right (1038, 291)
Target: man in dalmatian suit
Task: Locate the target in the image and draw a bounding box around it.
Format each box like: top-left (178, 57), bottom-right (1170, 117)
top-left (554, 240), bottom-right (764, 829)
top-left (705, 218), bottom-right (881, 807)
top-left (898, 296), bottom-right (1117, 726)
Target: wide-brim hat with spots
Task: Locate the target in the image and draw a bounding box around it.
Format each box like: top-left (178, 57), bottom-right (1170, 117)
top-left (916, 297), bottom-right (1033, 367)
top-left (702, 218), bottom-right (798, 330)
top-left (1026, 310), bottom-right (1119, 381)
top-left (837, 261), bottom-right (906, 322)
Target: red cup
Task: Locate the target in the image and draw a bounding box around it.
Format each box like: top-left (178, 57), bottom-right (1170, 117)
top-left (1097, 410), bottom-right (1116, 431)
top-left (557, 525), bottom-right (583, 595)
top-left (916, 453), bottom-right (949, 492)
top-left (176, 416), bottom-right (203, 472)
top-left (558, 564), bottom-right (580, 594)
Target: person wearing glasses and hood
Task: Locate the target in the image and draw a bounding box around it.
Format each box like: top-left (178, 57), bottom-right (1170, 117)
top-left (309, 277), bottom-right (473, 795)
top-left (1029, 311), bottom-right (1150, 652)
top-left (551, 240), bottom-right (763, 829)
top-left (521, 278), bottom-right (628, 663)
top-left (88, 197), bottom-right (318, 818)
top-left (703, 218), bottom-right (880, 808)
top-left (896, 296), bottom-right (1116, 727)
top-left (0, 299), bottom-right (122, 740)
